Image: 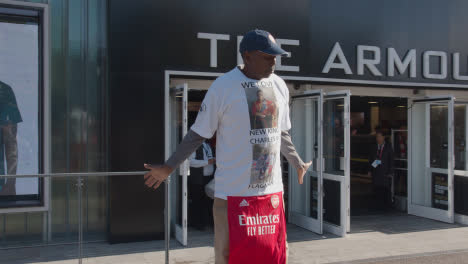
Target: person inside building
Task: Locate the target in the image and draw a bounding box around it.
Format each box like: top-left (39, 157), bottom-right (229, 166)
top-left (143, 29), bottom-right (311, 264)
top-left (0, 80), bottom-right (22, 196)
top-left (368, 129), bottom-right (394, 211)
top-left (188, 140), bottom-right (215, 230)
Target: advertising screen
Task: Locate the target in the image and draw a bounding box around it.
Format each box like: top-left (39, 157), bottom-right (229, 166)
top-left (0, 17), bottom-right (41, 206)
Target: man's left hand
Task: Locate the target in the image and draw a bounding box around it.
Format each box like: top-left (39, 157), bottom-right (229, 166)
top-left (143, 164), bottom-right (173, 190)
top-left (297, 161), bottom-right (312, 185)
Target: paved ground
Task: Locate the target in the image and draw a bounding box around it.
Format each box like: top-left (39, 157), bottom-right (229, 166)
top-left (1, 212), bottom-right (468, 264)
top-left (333, 250), bottom-right (468, 264)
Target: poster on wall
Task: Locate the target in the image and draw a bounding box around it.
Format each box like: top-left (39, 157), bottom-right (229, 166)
top-left (432, 173), bottom-right (448, 210)
top-left (0, 19), bottom-right (40, 205)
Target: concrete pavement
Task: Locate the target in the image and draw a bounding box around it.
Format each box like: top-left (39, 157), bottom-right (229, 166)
top-left (2, 212), bottom-right (468, 264)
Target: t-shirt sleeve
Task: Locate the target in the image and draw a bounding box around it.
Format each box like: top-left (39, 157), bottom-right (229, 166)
top-left (190, 82), bottom-right (222, 139)
top-left (280, 83), bottom-right (291, 131)
top-left (0, 83), bottom-right (22, 125)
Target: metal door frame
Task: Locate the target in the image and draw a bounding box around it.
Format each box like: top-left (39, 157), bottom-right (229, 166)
top-left (453, 101), bottom-right (468, 225)
top-left (170, 83), bottom-right (189, 246)
top-left (289, 90), bottom-right (324, 234)
top-left (322, 90), bottom-right (351, 237)
top-left (408, 96), bottom-right (455, 223)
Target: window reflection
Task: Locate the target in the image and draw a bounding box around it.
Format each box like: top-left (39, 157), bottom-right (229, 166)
top-left (454, 105), bottom-right (466, 171)
top-left (323, 99), bottom-right (345, 176)
top-left (430, 105), bottom-right (448, 169)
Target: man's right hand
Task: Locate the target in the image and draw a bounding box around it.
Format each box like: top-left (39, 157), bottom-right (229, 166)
top-left (208, 158), bottom-right (216, 165)
top-left (297, 161), bottom-right (312, 185)
top-left (143, 164), bottom-right (173, 190)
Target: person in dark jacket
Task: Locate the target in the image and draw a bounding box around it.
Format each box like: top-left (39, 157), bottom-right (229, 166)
top-left (368, 130), bottom-right (394, 210)
top-left (188, 141), bottom-right (215, 230)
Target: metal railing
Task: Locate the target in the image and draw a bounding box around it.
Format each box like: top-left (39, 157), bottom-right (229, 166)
top-left (0, 172), bottom-right (171, 264)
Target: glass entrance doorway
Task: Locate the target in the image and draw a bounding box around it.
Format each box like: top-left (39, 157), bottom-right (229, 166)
top-left (454, 103), bottom-right (468, 224)
top-left (169, 83), bottom-right (189, 246)
top-left (409, 96), bottom-right (468, 225)
top-left (349, 96), bottom-right (408, 215)
top-left (168, 79), bottom-right (213, 247)
top-left (289, 90), bottom-right (351, 237)
top-left (408, 96), bottom-right (455, 223)
top-left (289, 90), bottom-right (323, 234)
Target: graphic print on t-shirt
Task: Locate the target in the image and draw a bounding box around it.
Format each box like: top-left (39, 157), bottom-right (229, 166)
top-left (250, 89), bottom-right (278, 129)
top-left (251, 144), bottom-right (277, 185)
top-left (242, 80), bottom-right (280, 189)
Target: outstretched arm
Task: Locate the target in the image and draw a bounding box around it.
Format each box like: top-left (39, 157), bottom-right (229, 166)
top-left (281, 130), bottom-right (312, 185)
top-left (144, 129), bottom-right (206, 189)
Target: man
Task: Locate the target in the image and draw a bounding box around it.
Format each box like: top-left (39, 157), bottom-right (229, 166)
top-left (0, 80), bottom-right (22, 196)
top-left (252, 89), bottom-right (277, 129)
top-left (188, 140), bottom-right (215, 230)
top-left (144, 29), bottom-right (311, 264)
top-left (368, 130), bottom-right (394, 210)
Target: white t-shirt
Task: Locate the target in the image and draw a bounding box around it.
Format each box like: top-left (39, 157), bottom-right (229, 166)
top-left (191, 66), bottom-right (291, 199)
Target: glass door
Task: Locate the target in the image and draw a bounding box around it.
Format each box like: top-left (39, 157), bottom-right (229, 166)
top-left (169, 83), bottom-right (189, 246)
top-left (453, 102), bottom-right (468, 224)
top-left (391, 129), bottom-right (408, 203)
top-left (408, 96), bottom-right (454, 223)
top-left (322, 91), bottom-right (351, 237)
top-left (289, 90), bottom-right (323, 234)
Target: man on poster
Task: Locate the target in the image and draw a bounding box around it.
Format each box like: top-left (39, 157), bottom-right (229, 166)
top-left (252, 89), bottom-right (277, 129)
top-left (144, 29), bottom-right (311, 264)
top-left (0, 80), bottom-right (22, 196)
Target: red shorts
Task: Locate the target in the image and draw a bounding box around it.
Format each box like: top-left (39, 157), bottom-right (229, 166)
top-left (227, 192), bottom-right (286, 264)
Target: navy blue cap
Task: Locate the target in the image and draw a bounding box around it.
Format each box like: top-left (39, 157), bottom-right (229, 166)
top-left (239, 29), bottom-right (288, 56)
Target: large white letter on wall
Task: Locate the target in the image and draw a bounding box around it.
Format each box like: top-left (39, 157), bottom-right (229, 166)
top-left (237, 35), bottom-right (243, 65)
top-left (275, 38), bottom-right (300, 72)
top-left (322, 42), bottom-right (353, 74)
top-left (357, 45), bottom-right (382, 76)
top-left (197, 32), bottom-right (230, 68)
top-left (423, 51), bottom-right (447, 79)
top-left (387, 48), bottom-right (416, 77)
top-left (453, 53), bottom-right (468, 81)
